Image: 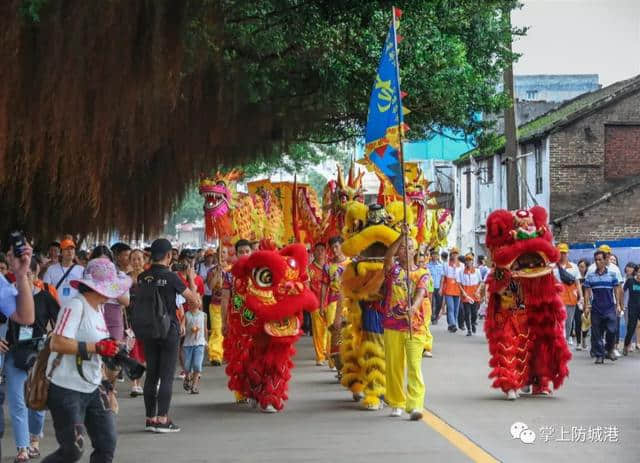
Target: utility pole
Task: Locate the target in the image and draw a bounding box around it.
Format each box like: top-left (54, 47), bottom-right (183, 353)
top-left (503, 7), bottom-right (520, 211)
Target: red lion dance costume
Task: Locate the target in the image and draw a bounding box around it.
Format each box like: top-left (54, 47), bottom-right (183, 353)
top-left (224, 244), bottom-right (318, 412)
top-left (484, 206), bottom-right (571, 400)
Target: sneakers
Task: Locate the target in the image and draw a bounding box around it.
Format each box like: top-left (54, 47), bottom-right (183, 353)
top-left (575, 344), bottom-right (582, 351)
top-left (613, 348), bottom-right (621, 358)
top-left (261, 404), bottom-right (277, 413)
top-left (605, 351), bottom-right (618, 361)
top-left (568, 338), bottom-right (574, 346)
top-left (466, 331), bottom-right (472, 337)
top-left (145, 419), bottom-right (157, 432)
top-left (390, 408), bottom-right (402, 418)
top-left (422, 350), bottom-right (433, 358)
top-left (623, 345), bottom-right (629, 356)
top-left (130, 386), bottom-right (143, 397)
top-left (506, 389), bottom-right (518, 400)
top-left (409, 409), bottom-right (423, 421)
top-left (594, 357), bottom-right (604, 364)
top-left (154, 420), bottom-right (181, 433)
top-left (520, 385), bottom-right (531, 395)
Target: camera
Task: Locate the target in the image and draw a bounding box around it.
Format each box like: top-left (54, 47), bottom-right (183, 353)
top-left (102, 344), bottom-right (146, 381)
top-left (8, 230), bottom-right (27, 257)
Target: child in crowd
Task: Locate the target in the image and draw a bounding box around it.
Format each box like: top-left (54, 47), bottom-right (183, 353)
top-left (183, 303), bottom-right (208, 394)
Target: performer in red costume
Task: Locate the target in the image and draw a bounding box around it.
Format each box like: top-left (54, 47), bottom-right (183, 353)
top-left (224, 243), bottom-right (318, 412)
top-left (484, 206), bottom-right (571, 400)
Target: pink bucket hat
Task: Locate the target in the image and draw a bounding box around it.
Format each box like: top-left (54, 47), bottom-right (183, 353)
top-left (71, 258), bottom-right (132, 299)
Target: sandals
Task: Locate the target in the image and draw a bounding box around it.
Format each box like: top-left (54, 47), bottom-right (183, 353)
top-left (14, 448), bottom-right (29, 462)
top-left (28, 446), bottom-right (41, 458)
top-left (183, 376), bottom-right (192, 392)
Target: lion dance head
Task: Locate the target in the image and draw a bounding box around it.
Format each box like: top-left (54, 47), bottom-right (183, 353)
top-left (231, 244), bottom-right (318, 342)
top-left (199, 169), bottom-right (243, 240)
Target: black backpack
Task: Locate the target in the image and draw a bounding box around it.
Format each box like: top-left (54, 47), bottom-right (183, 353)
top-left (131, 277), bottom-right (170, 340)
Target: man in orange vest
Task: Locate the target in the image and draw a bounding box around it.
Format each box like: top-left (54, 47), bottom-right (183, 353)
top-left (441, 247), bottom-right (463, 333)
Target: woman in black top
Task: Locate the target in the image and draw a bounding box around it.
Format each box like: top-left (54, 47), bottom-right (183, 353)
top-left (1, 258), bottom-right (59, 461)
top-left (623, 264), bottom-right (640, 356)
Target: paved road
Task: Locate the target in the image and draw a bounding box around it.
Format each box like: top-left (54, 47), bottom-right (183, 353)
top-left (5, 322), bottom-right (639, 462)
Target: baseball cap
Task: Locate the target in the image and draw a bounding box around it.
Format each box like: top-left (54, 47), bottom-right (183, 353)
top-left (150, 238), bottom-right (172, 261)
top-left (556, 243), bottom-right (569, 253)
top-left (60, 239), bottom-right (76, 250)
top-left (598, 244), bottom-right (612, 254)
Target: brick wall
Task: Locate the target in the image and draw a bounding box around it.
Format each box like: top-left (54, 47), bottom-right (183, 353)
top-left (553, 187), bottom-right (640, 243)
top-left (604, 124), bottom-right (640, 180)
top-left (549, 88), bottom-right (640, 230)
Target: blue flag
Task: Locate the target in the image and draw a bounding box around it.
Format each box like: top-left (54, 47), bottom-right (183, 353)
top-left (364, 18), bottom-right (406, 196)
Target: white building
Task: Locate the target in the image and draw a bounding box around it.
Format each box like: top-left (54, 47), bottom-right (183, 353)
top-left (453, 139), bottom-right (551, 257)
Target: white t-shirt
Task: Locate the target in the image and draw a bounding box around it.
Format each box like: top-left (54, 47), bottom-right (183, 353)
top-left (197, 263), bottom-right (215, 296)
top-left (43, 263), bottom-right (85, 308)
top-left (457, 268), bottom-right (483, 286)
top-left (553, 262), bottom-right (580, 284)
top-left (184, 310), bottom-right (207, 347)
top-left (48, 295), bottom-right (110, 393)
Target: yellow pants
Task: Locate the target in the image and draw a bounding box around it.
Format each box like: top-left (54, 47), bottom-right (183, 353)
top-left (383, 329), bottom-right (426, 412)
top-left (208, 303), bottom-right (224, 362)
top-left (423, 298), bottom-right (433, 353)
top-left (311, 310), bottom-right (327, 363)
top-left (324, 301), bottom-right (337, 368)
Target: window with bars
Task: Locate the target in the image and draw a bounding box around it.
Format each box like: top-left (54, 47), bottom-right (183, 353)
top-left (535, 142), bottom-right (543, 194)
top-left (486, 158), bottom-right (494, 184)
top-left (466, 171), bottom-right (471, 209)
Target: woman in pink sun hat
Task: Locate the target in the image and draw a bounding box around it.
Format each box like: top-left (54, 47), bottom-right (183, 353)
top-left (44, 258), bottom-right (131, 463)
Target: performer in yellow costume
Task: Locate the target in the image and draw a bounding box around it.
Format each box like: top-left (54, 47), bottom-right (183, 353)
top-left (320, 237), bottom-right (351, 371)
top-left (308, 242), bottom-right (328, 364)
top-left (206, 246), bottom-right (231, 365)
top-left (382, 231), bottom-right (429, 421)
top-left (339, 201), bottom-right (418, 410)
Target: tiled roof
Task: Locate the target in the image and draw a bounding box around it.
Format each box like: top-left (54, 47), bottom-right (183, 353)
top-left (455, 74), bottom-right (640, 165)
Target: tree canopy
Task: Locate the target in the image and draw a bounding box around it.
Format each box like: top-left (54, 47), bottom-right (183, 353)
top-left (1, 0), bottom-right (522, 242)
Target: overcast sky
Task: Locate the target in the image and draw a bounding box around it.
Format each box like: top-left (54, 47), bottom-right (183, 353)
top-left (512, 0), bottom-right (640, 86)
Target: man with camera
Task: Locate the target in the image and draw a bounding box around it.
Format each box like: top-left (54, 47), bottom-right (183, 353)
top-left (0, 234), bottom-right (35, 461)
top-left (137, 239), bottom-right (201, 434)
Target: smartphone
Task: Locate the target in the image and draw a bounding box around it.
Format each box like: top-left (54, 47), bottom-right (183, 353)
top-left (8, 231), bottom-right (27, 257)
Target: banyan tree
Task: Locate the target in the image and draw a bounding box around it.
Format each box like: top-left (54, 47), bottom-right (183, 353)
top-left (0, 0), bottom-right (521, 242)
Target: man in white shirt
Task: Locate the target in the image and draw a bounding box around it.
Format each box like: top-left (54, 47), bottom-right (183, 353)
top-left (43, 238), bottom-right (84, 308)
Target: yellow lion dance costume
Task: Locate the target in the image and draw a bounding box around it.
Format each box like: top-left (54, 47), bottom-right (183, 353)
top-left (338, 200), bottom-right (418, 410)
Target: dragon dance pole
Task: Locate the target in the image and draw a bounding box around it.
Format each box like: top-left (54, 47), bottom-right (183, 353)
top-left (392, 6), bottom-right (413, 339)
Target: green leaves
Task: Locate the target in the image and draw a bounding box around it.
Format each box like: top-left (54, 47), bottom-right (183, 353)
top-left (184, 0), bottom-right (521, 145)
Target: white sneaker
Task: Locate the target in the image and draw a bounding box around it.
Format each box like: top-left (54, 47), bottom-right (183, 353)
top-left (409, 409), bottom-right (423, 421)
top-left (422, 351), bottom-right (433, 358)
top-left (261, 404), bottom-right (277, 413)
top-left (520, 385), bottom-right (531, 395)
top-left (568, 338), bottom-right (574, 346)
top-left (613, 349), bottom-right (621, 358)
top-left (390, 407), bottom-right (402, 417)
top-left (366, 402), bottom-right (383, 411)
top-left (506, 389), bottom-right (518, 400)
top-left (575, 344), bottom-right (582, 351)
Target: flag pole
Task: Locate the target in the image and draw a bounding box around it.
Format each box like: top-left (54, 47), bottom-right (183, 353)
top-left (392, 6), bottom-right (413, 338)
